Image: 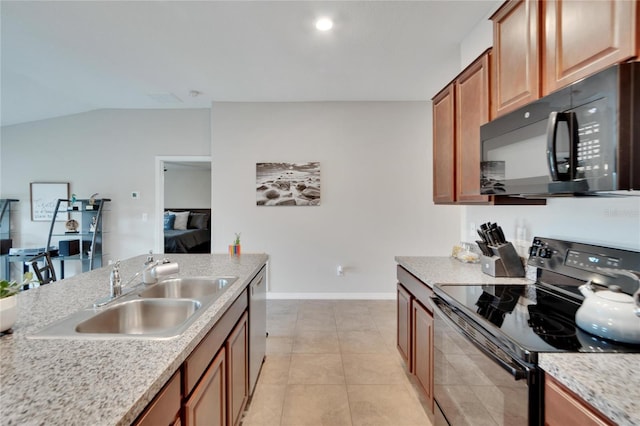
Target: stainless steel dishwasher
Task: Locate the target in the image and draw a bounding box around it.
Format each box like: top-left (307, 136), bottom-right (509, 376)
top-left (249, 265), bottom-right (267, 395)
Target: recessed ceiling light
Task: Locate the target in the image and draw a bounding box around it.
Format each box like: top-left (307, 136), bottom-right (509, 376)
top-left (315, 17), bottom-right (333, 31)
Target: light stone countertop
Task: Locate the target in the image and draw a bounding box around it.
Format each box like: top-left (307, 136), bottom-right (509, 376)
top-left (539, 353), bottom-right (640, 426)
top-left (395, 255), bottom-right (531, 288)
top-left (0, 253), bottom-right (268, 426)
top-left (395, 255), bottom-right (639, 426)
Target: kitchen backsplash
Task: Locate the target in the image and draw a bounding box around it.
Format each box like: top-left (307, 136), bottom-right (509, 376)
top-left (462, 195), bottom-right (640, 252)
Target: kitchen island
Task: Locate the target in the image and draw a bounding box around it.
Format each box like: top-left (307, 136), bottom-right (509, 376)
top-left (0, 253), bottom-right (268, 426)
top-left (396, 256), bottom-right (640, 426)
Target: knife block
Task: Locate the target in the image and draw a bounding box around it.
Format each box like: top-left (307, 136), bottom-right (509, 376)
top-left (480, 242), bottom-right (526, 278)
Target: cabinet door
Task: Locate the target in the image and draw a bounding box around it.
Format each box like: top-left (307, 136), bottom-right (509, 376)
top-left (397, 284), bottom-right (411, 367)
top-left (411, 300), bottom-right (434, 414)
top-left (545, 374), bottom-right (614, 426)
top-left (134, 371), bottom-right (181, 426)
top-left (543, 0), bottom-right (638, 94)
top-left (432, 84), bottom-right (456, 204)
top-left (491, 0), bottom-right (540, 117)
top-left (185, 349), bottom-right (226, 426)
top-left (227, 312), bottom-right (249, 426)
top-left (455, 52), bottom-right (490, 203)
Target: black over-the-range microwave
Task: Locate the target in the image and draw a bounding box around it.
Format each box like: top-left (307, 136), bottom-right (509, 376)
top-left (480, 62), bottom-right (639, 196)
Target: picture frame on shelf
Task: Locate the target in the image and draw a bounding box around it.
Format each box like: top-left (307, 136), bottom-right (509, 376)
top-left (30, 182), bottom-right (69, 222)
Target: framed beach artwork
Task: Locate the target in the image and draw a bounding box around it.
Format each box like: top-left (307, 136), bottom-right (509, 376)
top-left (30, 182), bottom-right (69, 221)
top-left (256, 162), bottom-right (321, 206)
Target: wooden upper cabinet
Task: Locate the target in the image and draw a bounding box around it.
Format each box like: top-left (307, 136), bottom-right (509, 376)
top-left (432, 85), bottom-right (456, 204)
top-left (491, 0), bottom-right (540, 117)
top-left (543, 0), bottom-right (638, 94)
top-left (455, 52), bottom-right (491, 203)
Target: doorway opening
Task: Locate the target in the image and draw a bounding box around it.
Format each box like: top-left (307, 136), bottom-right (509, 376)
top-left (155, 156), bottom-right (212, 254)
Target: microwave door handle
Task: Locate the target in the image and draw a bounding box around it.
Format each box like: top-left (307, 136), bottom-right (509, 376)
top-left (546, 112), bottom-right (562, 181)
top-left (568, 112), bottom-right (579, 179)
top-left (546, 112), bottom-right (575, 181)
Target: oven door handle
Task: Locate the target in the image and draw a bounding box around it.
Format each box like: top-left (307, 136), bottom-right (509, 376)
top-left (433, 298), bottom-right (529, 381)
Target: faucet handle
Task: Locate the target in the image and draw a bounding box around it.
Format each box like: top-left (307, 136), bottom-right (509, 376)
top-left (145, 250), bottom-right (154, 265)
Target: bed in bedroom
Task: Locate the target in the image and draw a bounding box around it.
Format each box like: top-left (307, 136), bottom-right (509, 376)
top-left (164, 208), bottom-right (211, 253)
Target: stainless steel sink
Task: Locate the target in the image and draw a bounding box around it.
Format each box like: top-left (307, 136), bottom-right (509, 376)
top-left (139, 277), bottom-right (236, 299)
top-left (75, 299), bottom-right (201, 335)
top-left (30, 276), bottom-right (239, 340)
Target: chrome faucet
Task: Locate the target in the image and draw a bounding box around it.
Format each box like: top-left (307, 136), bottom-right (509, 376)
top-left (94, 255), bottom-right (179, 307)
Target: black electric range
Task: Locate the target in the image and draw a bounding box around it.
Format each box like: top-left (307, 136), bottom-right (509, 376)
top-left (434, 236), bottom-right (640, 364)
top-left (431, 237), bottom-right (639, 426)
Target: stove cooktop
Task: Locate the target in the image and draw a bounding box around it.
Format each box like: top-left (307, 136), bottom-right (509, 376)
top-left (435, 282), bottom-right (640, 358)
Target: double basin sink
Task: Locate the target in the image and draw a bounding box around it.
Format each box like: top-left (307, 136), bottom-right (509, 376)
top-left (31, 277), bottom-right (238, 339)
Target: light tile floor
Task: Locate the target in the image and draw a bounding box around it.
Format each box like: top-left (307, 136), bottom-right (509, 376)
top-left (241, 299), bottom-right (433, 426)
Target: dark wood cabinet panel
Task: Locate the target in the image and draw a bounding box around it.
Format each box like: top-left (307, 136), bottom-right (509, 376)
top-left (455, 52), bottom-right (491, 203)
top-left (226, 312), bottom-right (249, 426)
top-left (183, 290), bottom-right (248, 396)
top-left (543, 0), bottom-right (638, 94)
top-left (432, 84), bottom-right (456, 204)
top-left (544, 374), bottom-right (614, 426)
top-left (397, 266), bottom-right (435, 417)
top-left (397, 284), bottom-right (411, 366)
top-left (411, 300), bottom-right (434, 413)
top-left (134, 371), bottom-right (181, 426)
top-left (185, 349), bottom-right (227, 426)
top-left (491, 0), bottom-right (540, 117)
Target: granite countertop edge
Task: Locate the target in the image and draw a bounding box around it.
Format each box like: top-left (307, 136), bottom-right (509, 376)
top-left (539, 353), bottom-right (640, 426)
top-left (395, 255), bottom-right (639, 426)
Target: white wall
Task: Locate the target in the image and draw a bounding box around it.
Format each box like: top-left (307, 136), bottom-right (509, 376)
top-left (457, 2), bottom-right (640, 252)
top-left (462, 198), bottom-right (640, 251)
top-left (460, 1), bottom-right (501, 69)
top-left (211, 102), bottom-right (460, 297)
top-left (164, 168), bottom-right (211, 209)
top-left (1, 109), bottom-right (211, 277)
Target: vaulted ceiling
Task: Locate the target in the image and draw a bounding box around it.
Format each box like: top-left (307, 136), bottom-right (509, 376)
top-left (1, 1), bottom-right (500, 127)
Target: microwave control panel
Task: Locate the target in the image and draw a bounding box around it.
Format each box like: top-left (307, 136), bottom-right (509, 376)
top-left (574, 98), bottom-right (610, 178)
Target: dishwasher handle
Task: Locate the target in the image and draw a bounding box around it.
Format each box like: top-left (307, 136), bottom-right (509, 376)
top-left (432, 297), bottom-right (530, 381)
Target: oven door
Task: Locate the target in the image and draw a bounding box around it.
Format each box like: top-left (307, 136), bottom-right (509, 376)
top-left (432, 297), bottom-right (540, 426)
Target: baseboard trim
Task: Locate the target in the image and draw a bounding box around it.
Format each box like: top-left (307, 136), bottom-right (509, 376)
top-left (266, 292), bottom-right (396, 300)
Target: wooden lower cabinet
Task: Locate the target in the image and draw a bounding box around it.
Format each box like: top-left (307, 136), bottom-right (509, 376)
top-left (397, 284), bottom-right (411, 366)
top-left (544, 374), bottom-right (614, 426)
top-left (226, 312), bottom-right (249, 426)
top-left (411, 300), bottom-right (434, 412)
top-left (134, 370), bottom-right (182, 426)
top-left (396, 266), bottom-right (434, 416)
top-left (185, 349), bottom-right (227, 426)
top-left (134, 288), bottom-right (252, 426)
